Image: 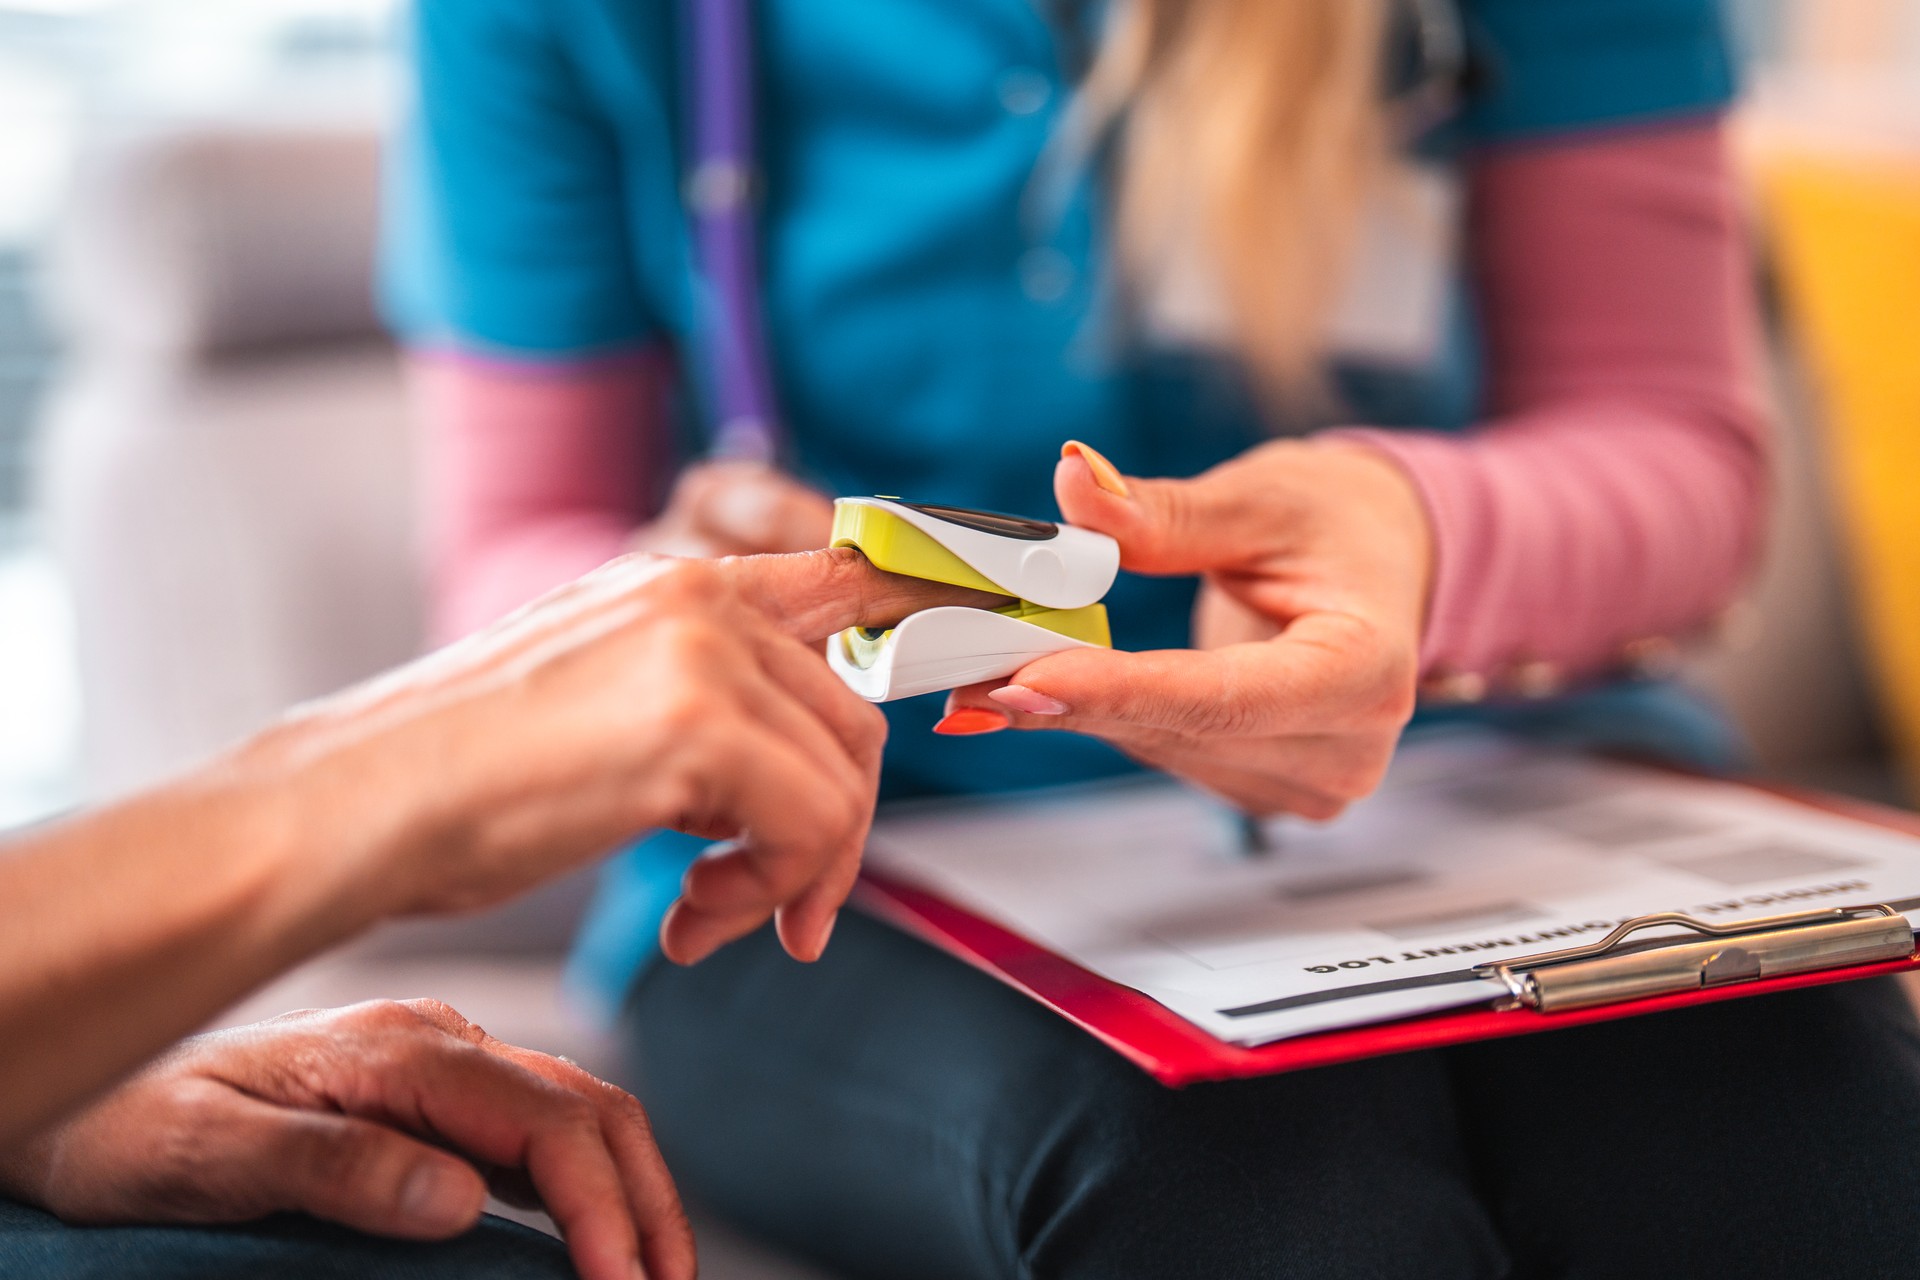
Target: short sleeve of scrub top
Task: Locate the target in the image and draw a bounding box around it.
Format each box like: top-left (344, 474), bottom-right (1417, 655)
top-left (1456, 0), bottom-right (1736, 140)
top-left (380, 0), bottom-right (663, 356)
top-left (377, 0), bottom-right (1743, 1016)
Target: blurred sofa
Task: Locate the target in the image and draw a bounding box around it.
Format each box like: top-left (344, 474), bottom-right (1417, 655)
top-left (40, 124), bottom-right (416, 799)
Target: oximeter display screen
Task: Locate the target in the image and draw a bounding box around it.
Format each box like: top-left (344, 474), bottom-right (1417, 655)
top-left (906, 503), bottom-right (1058, 541)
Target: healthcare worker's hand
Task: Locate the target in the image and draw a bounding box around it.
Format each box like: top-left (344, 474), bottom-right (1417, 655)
top-left (631, 460), bottom-right (835, 558)
top-left (943, 440), bottom-right (1433, 819)
top-left (243, 549), bottom-right (983, 966)
top-left (0, 1000), bottom-right (695, 1280)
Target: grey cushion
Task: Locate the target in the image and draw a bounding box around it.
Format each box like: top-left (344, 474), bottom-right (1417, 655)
top-left (53, 125), bottom-right (383, 355)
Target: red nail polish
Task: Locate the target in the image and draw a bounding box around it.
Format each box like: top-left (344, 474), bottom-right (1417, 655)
top-left (934, 708), bottom-right (1011, 736)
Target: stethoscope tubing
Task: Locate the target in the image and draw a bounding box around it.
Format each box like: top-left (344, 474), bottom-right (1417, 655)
top-left (688, 0), bottom-right (782, 463)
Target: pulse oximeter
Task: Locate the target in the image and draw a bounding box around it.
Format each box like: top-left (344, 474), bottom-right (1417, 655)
top-left (826, 497), bottom-right (1120, 702)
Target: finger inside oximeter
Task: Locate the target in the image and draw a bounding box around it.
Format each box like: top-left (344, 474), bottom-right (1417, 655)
top-left (825, 496), bottom-right (1119, 701)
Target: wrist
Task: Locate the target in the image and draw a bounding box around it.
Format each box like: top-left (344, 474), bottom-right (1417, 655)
top-left (214, 710), bottom-right (449, 937)
top-left (1305, 436), bottom-right (1437, 638)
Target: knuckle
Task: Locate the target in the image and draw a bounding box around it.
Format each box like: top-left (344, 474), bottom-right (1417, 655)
top-left (820, 544), bottom-right (878, 612)
top-left (849, 695), bottom-right (890, 744)
top-left (596, 1079), bottom-right (653, 1133)
top-left (820, 544), bottom-right (866, 588)
top-left (1293, 793), bottom-right (1350, 823)
top-left (1317, 749), bottom-right (1395, 804)
top-left (654, 557), bottom-right (721, 604)
top-left (652, 685), bottom-right (714, 745)
top-left (730, 846), bottom-right (790, 901)
top-left (296, 1122), bottom-right (394, 1199)
top-left (544, 1089), bottom-right (600, 1136)
top-left (139, 1124), bottom-right (239, 1216)
top-left (816, 786), bottom-right (864, 846)
top-left (275, 1039), bottom-right (349, 1105)
top-left (348, 998), bottom-right (424, 1034)
top-left (1327, 618), bottom-right (1418, 729)
top-left (401, 998), bottom-right (483, 1042)
top-left (1371, 655), bottom-right (1420, 727)
top-left (672, 464), bottom-right (722, 510)
top-left (653, 767), bottom-right (708, 830)
top-left (1190, 661), bottom-right (1258, 738)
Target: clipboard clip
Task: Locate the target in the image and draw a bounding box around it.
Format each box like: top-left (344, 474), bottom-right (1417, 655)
top-left (1474, 904), bottom-right (1916, 1014)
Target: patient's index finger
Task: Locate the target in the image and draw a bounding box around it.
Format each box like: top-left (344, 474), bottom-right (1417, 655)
top-left (728, 548), bottom-right (1010, 643)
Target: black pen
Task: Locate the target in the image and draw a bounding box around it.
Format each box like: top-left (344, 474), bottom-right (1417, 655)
top-left (1236, 812), bottom-right (1275, 858)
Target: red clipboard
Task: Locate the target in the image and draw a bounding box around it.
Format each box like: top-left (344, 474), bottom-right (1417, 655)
top-left (852, 782), bottom-right (1920, 1088)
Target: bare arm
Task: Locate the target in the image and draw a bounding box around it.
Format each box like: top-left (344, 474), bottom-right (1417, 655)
top-left (0, 766), bottom-right (375, 1152)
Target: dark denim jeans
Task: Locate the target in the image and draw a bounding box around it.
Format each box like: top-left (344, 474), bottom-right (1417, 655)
top-left (0, 1203), bottom-right (573, 1278)
top-left (626, 909), bottom-right (1920, 1280)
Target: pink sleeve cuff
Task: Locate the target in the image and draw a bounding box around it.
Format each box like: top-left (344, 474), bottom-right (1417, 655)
top-left (1337, 411), bottom-right (1763, 684)
top-left (413, 348), bottom-right (671, 645)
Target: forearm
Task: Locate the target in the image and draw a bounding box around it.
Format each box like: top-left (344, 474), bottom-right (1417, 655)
top-left (411, 347), bottom-right (667, 643)
top-left (0, 761), bottom-right (381, 1147)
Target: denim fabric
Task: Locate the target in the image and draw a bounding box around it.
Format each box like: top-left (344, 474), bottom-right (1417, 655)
top-left (0, 1204), bottom-right (574, 1279)
top-left (625, 909), bottom-right (1920, 1280)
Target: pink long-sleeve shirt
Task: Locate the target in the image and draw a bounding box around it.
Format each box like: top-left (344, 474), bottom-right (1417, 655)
top-left (1343, 119), bottom-right (1768, 690)
top-left (416, 119), bottom-right (1769, 692)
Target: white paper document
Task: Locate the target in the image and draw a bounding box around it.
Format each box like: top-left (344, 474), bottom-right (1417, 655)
top-left (866, 734), bottom-right (1920, 1047)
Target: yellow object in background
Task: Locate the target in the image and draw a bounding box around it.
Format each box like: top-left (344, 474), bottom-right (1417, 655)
top-left (1759, 149), bottom-right (1920, 792)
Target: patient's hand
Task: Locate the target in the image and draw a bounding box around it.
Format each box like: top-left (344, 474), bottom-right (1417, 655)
top-left (632, 460), bottom-right (835, 558)
top-left (944, 440), bottom-right (1431, 820)
top-left (238, 548), bottom-right (985, 967)
top-left (0, 1000), bottom-right (693, 1280)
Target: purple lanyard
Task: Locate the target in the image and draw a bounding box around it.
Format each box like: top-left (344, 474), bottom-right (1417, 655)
top-left (688, 0), bottom-right (781, 463)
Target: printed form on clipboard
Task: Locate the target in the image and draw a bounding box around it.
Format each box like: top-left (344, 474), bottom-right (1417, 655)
top-left (860, 734), bottom-right (1920, 1051)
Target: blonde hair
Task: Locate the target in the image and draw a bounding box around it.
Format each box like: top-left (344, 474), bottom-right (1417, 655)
top-left (1084, 0), bottom-right (1392, 402)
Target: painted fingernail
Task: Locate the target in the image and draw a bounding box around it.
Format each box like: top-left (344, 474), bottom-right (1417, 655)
top-left (815, 911), bottom-right (838, 957)
top-left (1061, 440), bottom-right (1131, 498)
top-left (933, 708), bottom-right (1011, 736)
top-left (990, 685), bottom-right (1070, 716)
top-left (401, 1165), bottom-right (475, 1234)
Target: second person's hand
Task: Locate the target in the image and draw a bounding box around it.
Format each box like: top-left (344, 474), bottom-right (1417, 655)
top-left (944, 439), bottom-right (1433, 819)
top-left (631, 460), bottom-right (835, 558)
top-left (0, 1000), bottom-right (695, 1280)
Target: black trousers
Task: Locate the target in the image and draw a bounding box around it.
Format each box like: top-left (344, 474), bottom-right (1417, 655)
top-left (0, 1205), bottom-right (571, 1278)
top-left (626, 908), bottom-right (1920, 1280)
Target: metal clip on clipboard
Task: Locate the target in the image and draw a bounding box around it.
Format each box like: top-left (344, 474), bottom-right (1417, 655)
top-left (1476, 906), bottom-right (1918, 1014)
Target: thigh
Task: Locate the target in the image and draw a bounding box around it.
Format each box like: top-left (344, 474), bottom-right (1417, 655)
top-left (625, 909), bottom-right (1508, 1280)
top-left (0, 1201), bottom-right (572, 1280)
top-left (1450, 979), bottom-right (1920, 1280)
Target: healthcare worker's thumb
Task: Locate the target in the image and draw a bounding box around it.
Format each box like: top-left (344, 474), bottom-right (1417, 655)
top-left (1056, 441), bottom-right (1244, 578)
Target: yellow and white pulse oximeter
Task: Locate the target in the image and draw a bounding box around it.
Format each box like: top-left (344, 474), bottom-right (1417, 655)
top-left (826, 497), bottom-right (1119, 702)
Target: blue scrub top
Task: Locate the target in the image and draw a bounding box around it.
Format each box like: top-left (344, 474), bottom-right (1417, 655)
top-left (380, 0), bottom-right (1740, 1013)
